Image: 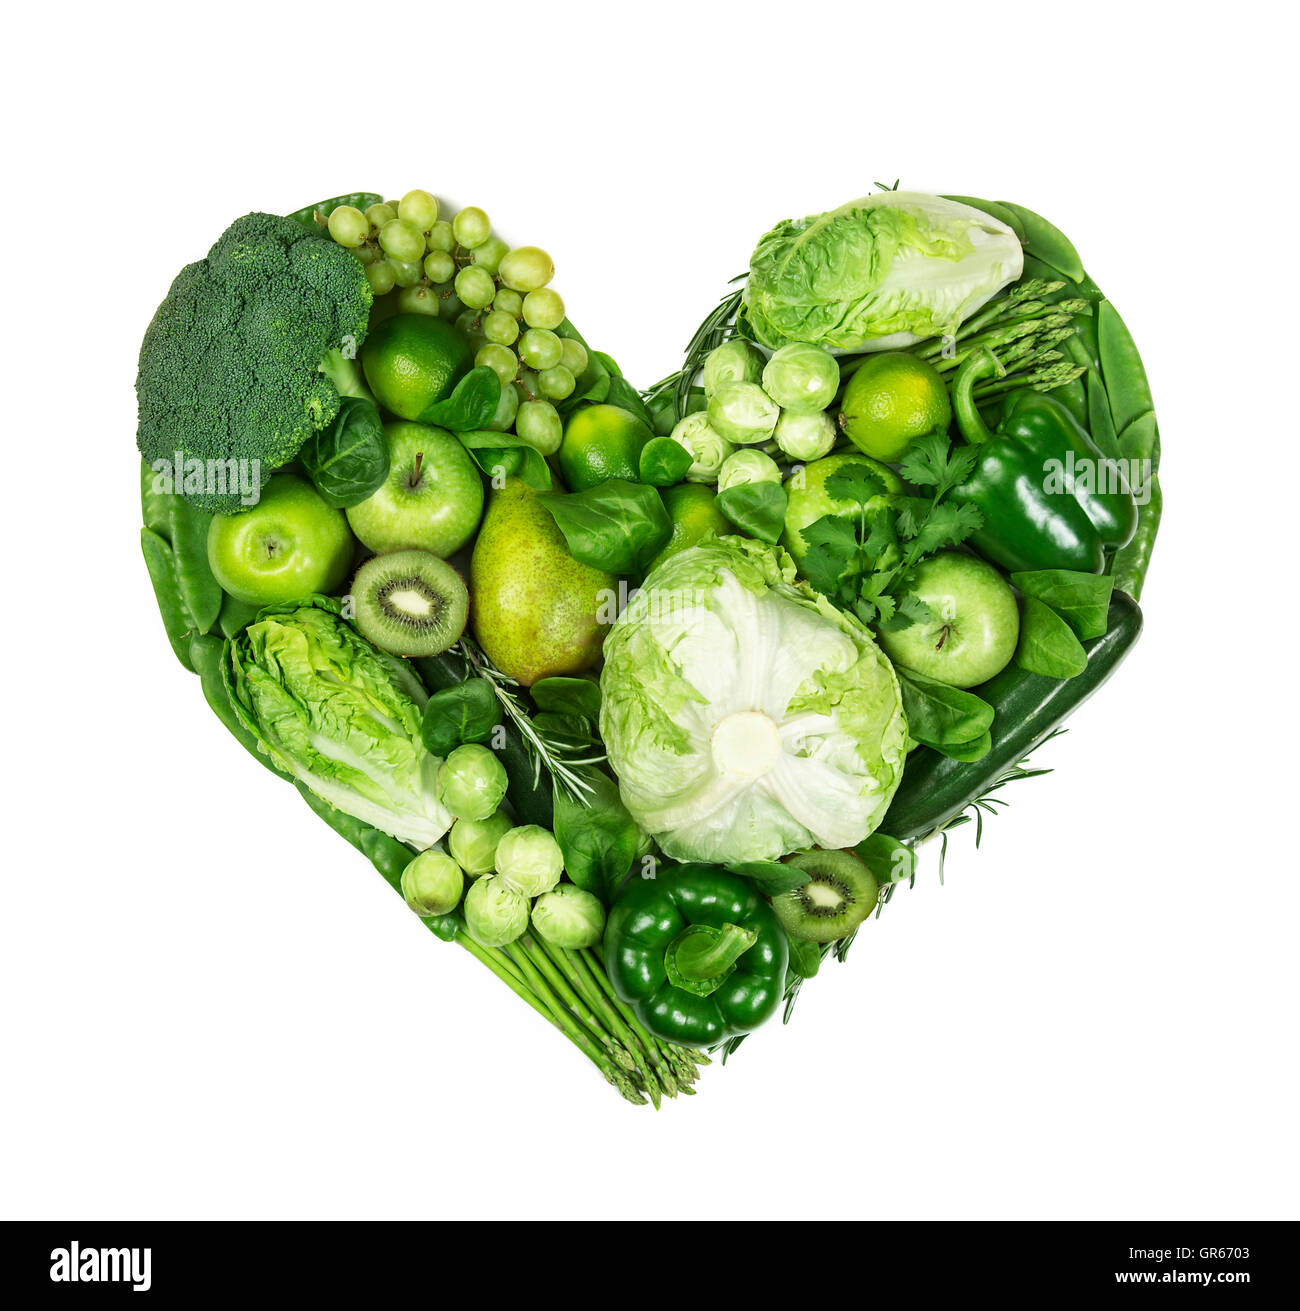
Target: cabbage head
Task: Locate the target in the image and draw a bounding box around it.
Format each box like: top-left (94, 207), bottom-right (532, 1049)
top-left (223, 597), bottom-right (452, 848)
top-left (744, 191), bottom-right (1022, 353)
top-left (599, 538), bottom-right (907, 863)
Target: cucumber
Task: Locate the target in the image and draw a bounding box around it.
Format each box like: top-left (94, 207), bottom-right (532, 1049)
top-left (880, 593), bottom-right (1143, 844)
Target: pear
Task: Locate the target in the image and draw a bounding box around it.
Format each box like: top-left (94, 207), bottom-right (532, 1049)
top-left (470, 478), bottom-right (616, 685)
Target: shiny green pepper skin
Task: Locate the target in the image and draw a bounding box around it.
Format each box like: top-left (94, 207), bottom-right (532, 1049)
top-left (604, 866), bottom-right (788, 1048)
top-left (952, 350), bottom-right (1138, 574)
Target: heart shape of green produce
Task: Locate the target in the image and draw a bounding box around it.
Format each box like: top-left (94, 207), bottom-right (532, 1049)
top-left (138, 189), bottom-right (1161, 1107)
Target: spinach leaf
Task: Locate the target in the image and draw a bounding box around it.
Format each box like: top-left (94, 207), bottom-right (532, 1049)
top-left (418, 367), bottom-right (502, 431)
top-left (299, 396), bottom-right (390, 507)
top-left (553, 771), bottom-right (639, 901)
top-left (605, 375), bottom-right (657, 430)
top-left (421, 678), bottom-right (500, 756)
top-left (457, 430), bottom-right (553, 490)
top-left (897, 669), bottom-right (995, 754)
top-left (638, 436), bottom-right (693, 487)
top-left (728, 861), bottom-right (810, 898)
top-left (1015, 596), bottom-right (1088, 679)
top-left (530, 676), bottom-right (602, 722)
top-left (716, 482), bottom-right (788, 544)
top-left (854, 832), bottom-right (915, 886)
top-left (1010, 569), bottom-right (1114, 640)
top-left (538, 478), bottom-right (671, 574)
top-left (786, 936), bottom-right (821, 980)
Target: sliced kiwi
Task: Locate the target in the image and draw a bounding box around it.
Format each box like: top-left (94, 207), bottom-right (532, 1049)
top-left (772, 849), bottom-right (879, 944)
top-left (352, 549), bottom-right (468, 657)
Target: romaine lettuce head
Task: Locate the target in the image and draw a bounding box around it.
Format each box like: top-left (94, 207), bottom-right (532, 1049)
top-left (599, 537), bottom-right (907, 863)
top-left (744, 191), bottom-right (1022, 353)
top-left (223, 597), bottom-right (452, 848)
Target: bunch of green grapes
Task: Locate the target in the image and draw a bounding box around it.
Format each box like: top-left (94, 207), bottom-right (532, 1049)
top-left (325, 189), bottom-right (587, 454)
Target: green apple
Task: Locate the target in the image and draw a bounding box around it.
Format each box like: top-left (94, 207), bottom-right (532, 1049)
top-left (207, 473), bottom-right (353, 606)
top-left (781, 453), bottom-right (903, 562)
top-left (346, 422), bottom-right (484, 556)
top-left (877, 552), bottom-right (1019, 688)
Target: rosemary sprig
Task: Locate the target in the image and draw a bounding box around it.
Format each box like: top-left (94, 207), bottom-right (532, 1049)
top-left (642, 278), bottom-right (746, 420)
top-left (455, 636), bottom-right (602, 803)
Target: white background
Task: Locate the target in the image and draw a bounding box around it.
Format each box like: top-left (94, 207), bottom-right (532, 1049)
top-left (2, 1), bottom-right (1296, 1221)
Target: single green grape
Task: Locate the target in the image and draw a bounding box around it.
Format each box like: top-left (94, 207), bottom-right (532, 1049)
top-left (423, 250), bottom-right (455, 283)
top-left (537, 365), bottom-right (576, 401)
top-left (515, 369), bottom-right (540, 401)
top-left (438, 290), bottom-right (464, 320)
top-left (455, 308), bottom-right (486, 346)
top-left (523, 288), bottom-right (565, 330)
top-left (476, 343), bottom-right (519, 387)
top-left (365, 202), bottom-right (397, 232)
top-left (493, 287), bottom-right (524, 317)
top-left (452, 206), bottom-right (491, 249)
top-left (488, 383), bottom-right (519, 433)
top-left (499, 246), bottom-right (555, 293)
top-left (398, 188), bottom-right (439, 231)
top-left (379, 218), bottom-right (425, 264)
top-left (366, 261), bottom-right (397, 295)
top-left (483, 310), bottom-right (520, 346)
top-left (559, 338), bottom-right (588, 375)
top-left (327, 205), bottom-right (368, 248)
top-left (427, 220), bottom-right (456, 253)
top-left (397, 284), bottom-right (442, 316)
top-left (350, 243), bottom-right (378, 266)
top-left (472, 235), bottom-right (509, 275)
top-left (389, 258), bottom-right (422, 288)
top-left (519, 327), bottom-right (562, 370)
top-left (455, 265), bottom-right (496, 310)
top-left (516, 401), bottom-right (563, 455)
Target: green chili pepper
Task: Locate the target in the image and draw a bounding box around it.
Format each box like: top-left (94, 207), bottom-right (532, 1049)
top-left (604, 865), bottom-right (788, 1048)
top-left (951, 349), bottom-right (1138, 574)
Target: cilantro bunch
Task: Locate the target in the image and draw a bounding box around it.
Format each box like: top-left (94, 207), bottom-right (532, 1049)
top-left (798, 433), bottom-right (984, 631)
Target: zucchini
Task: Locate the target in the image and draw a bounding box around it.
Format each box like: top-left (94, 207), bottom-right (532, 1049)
top-left (880, 592), bottom-right (1143, 844)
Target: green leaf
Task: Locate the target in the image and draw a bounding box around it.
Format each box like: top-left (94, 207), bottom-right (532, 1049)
top-left (552, 771), bottom-right (639, 901)
top-left (854, 833), bottom-right (915, 886)
top-left (299, 395), bottom-right (390, 507)
top-left (727, 860), bottom-right (811, 898)
top-left (538, 478), bottom-right (671, 575)
top-left (786, 936), bottom-right (821, 980)
top-left (900, 499), bottom-right (982, 560)
top-left (1010, 569), bottom-right (1113, 640)
top-left (1015, 596), bottom-right (1088, 678)
top-left (897, 431), bottom-right (977, 497)
top-left (716, 481), bottom-right (788, 544)
top-left (457, 430), bottom-right (553, 490)
top-left (942, 731), bottom-right (991, 762)
top-left (605, 374), bottom-right (657, 430)
top-left (825, 462), bottom-right (890, 506)
top-left (639, 436), bottom-right (694, 486)
top-left (897, 668), bottom-right (995, 750)
top-left (417, 367), bottom-right (502, 431)
top-left (420, 678), bottom-right (500, 756)
top-left (530, 676), bottom-right (602, 723)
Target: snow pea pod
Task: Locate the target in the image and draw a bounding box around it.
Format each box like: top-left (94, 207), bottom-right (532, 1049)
top-left (995, 201), bottom-right (1086, 282)
top-left (286, 192), bottom-right (383, 228)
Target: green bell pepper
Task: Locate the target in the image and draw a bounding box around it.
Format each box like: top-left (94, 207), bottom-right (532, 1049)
top-left (951, 349), bottom-right (1137, 574)
top-left (604, 866), bottom-right (789, 1048)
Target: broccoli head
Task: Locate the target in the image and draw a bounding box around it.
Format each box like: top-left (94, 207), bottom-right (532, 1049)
top-left (136, 212), bottom-right (372, 512)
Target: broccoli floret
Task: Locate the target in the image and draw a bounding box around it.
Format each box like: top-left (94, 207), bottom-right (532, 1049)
top-left (136, 212), bottom-right (372, 512)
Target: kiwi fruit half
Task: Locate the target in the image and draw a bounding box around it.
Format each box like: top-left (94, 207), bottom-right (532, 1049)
top-left (352, 549), bottom-right (468, 657)
top-left (772, 849), bottom-right (879, 943)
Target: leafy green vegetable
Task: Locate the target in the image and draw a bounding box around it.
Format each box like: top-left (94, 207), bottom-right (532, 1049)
top-left (716, 481), bottom-right (788, 544)
top-left (552, 771), bottom-right (640, 901)
top-left (743, 192), bottom-right (1023, 352)
top-left (727, 861), bottom-right (811, 898)
top-left (299, 395), bottom-right (389, 507)
top-left (530, 676), bottom-right (602, 723)
top-left (854, 832), bottom-right (915, 886)
top-left (1010, 569), bottom-right (1113, 640)
top-left (538, 478), bottom-right (671, 574)
top-left (896, 668), bottom-right (995, 754)
top-left (417, 366), bottom-right (502, 431)
top-left (456, 429), bottom-right (552, 490)
top-left (639, 436), bottom-right (694, 486)
top-left (1015, 597), bottom-right (1088, 678)
top-left (421, 678), bottom-right (500, 756)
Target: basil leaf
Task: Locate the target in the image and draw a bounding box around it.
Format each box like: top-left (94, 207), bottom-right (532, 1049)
top-left (457, 430), bottom-right (552, 490)
top-left (1015, 596), bottom-right (1088, 679)
top-left (531, 676), bottom-right (602, 722)
top-left (1010, 568), bottom-right (1113, 640)
top-left (728, 860), bottom-right (810, 898)
top-left (421, 678), bottom-right (500, 756)
top-left (639, 436), bottom-right (693, 487)
top-left (716, 481), bottom-right (788, 544)
top-left (553, 771), bottom-right (639, 901)
top-left (786, 936), bottom-right (821, 980)
top-left (300, 396), bottom-right (390, 508)
top-left (538, 478), bottom-right (671, 574)
top-left (897, 669), bottom-right (994, 750)
top-left (418, 367), bottom-right (502, 431)
top-left (854, 833), bottom-right (915, 886)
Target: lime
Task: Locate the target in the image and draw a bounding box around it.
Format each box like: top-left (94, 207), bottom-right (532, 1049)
top-left (838, 353), bottom-right (952, 462)
top-left (362, 313), bottom-right (474, 421)
top-left (649, 484), bottom-right (730, 572)
top-left (558, 404), bottom-right (653, 491)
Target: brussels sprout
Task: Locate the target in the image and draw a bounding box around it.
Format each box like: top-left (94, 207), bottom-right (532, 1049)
top-left (762, 343), bottom-right (839, 414)
top-left (464, 875), bottom-right (530, 947)
top-left (531, 884), bottom-right (606, 949)
top-left (495, 824), bottom-right (565, 897)
top-left (400, 849), bottom-right (465, 917)
top-left (448, 810), bottom-right (515, 876)
top-left (435, 744), bottom-right (508, 821)
top-left (717, 449), bottom-right (782, 492)
top-left (670, 411), bottom-right (735, 483)
top-left (774, 409), bottom-right (838, 462)
top-left (702, 339), bottom-right (765, 397)
top-left (707, 381), bottom-right (780, 446)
